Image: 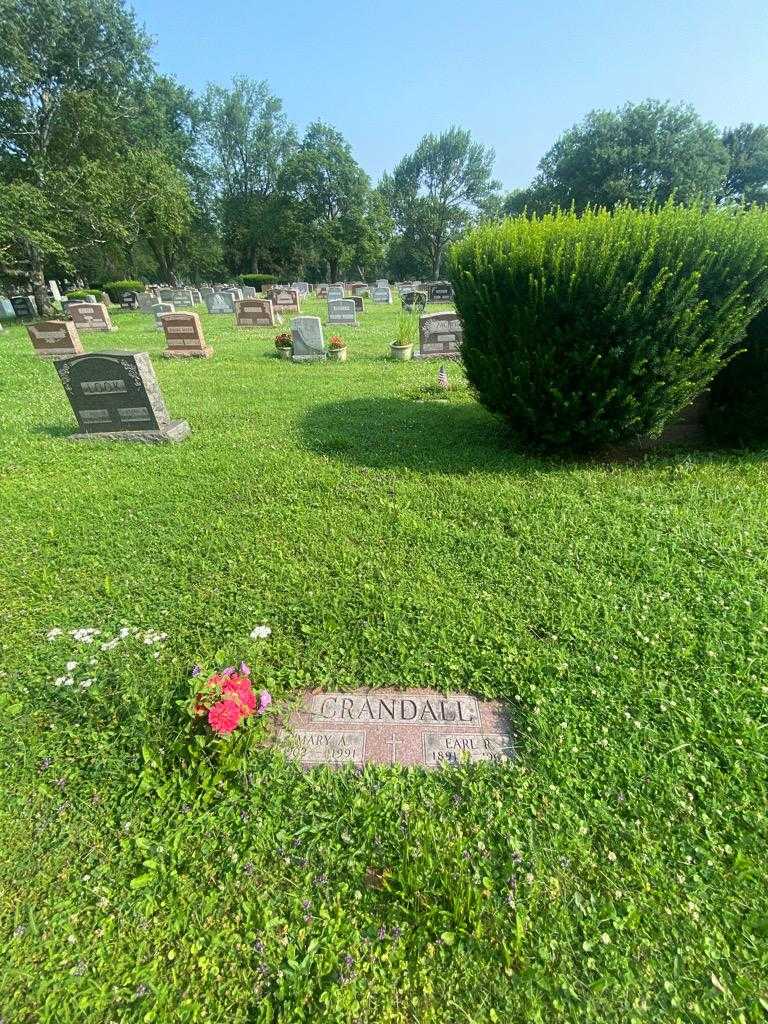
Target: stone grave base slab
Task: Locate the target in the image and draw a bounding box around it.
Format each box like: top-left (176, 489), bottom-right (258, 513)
top-left (274, 688), bottom-right (514, 769)
top-left (66, 420), bottom-right (191, 444)
top-left (162, 346), bottom-right (213, 358)
top-left (292, 354), bottom-right (327, 363)
top-left (413, 352), bottom-right (462, 361)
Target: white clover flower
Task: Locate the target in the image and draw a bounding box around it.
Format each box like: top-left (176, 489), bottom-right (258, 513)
top-left (100, 639), bottom-right (120, 651)
top-left (71, 628), bottom-right (101, 643)
top-left (54, 675), bottom-right (72, 687)
top-left (66, 661), bottom-right (78, 672)
top-left (118, 627), bottom-right (130, 639)
top-left (250, 625), bottom-right (272, 640)
top-left (79, 679), bottom-right (94, 689)
top-left (47, 628), bottom-right (63, 641)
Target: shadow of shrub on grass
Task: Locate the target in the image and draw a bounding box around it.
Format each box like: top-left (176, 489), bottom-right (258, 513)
top-left (301, 396), bottom-right (533, 475)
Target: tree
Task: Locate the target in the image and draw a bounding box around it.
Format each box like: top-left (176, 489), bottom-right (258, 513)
top-left (202, 77), bottom-right (296, 274)
top-left (0, 0), bottom-right (153, 309)
top-left (284, 122), bottom-right (373, 283)
top-left (517, 100), bottom-right (729, 214)
top-left (720, 124), bottom-right (768, 205)
top-left (382, 127), bottom-right (499, 280)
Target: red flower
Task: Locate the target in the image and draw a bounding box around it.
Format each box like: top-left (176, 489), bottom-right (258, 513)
top-left (208, 699), bottom-right (243, 734)
top-left (221, 674), bottom-right (257, 715)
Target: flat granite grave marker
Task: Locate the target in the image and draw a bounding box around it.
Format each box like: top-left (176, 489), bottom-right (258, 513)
top-left (235, 298), bottom-right (279, 327)
top-left (418, 311), bottom-right (463, 359)
top-left (11, 295), bottom-right (37, 318)
top-left (55, 351), bottom-right (190, 443)
top-left (69, 302), bottom-right (116, 332)
top-left (27, 320), bottom-right (84, 359)
top-left (161, 312), bottom-right (212, 358)
top-left (276, 689), bottom-right (514, 768)
top-left (327, 298), bottom-right (357, 326)
top-left (291, 316), bottom-right (326, 361)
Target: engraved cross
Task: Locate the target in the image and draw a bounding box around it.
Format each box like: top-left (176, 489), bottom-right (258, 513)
top-left (387, 732), bottom-right (403, 764)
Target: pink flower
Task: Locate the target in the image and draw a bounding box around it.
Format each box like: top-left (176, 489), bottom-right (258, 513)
top-left (208, 699), bottom-right (243, 734)
top-left (239, 662), bottom-right (251, 676)
top-left (258, 690), bottom-right (272, 715)
top-left (222, 675), bottom-right (257, 715)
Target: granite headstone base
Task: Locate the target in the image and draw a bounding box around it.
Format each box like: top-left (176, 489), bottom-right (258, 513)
top-left (65, 420), bottom-right (191, 444)
top-left (162, 346), bottom-right (213, 359)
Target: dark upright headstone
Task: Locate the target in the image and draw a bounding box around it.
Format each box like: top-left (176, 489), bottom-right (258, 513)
top-left (54, 351), bottom-right (190, 443)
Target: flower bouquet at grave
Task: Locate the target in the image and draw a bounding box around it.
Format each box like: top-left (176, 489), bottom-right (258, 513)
top-left (192, 663), bottom-right (272, 737)
top-left (327, 334), bottom-right (348, 361)
top-left (274, 331), bottom-right (293, 359)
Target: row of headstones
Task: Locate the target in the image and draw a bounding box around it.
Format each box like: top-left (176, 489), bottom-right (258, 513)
top-left (28, 308), bottom-right (463, 362)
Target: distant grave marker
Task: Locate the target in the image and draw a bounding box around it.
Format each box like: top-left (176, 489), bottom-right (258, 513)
top-left (11, 295), bottom-right (37, 318)
top-left (27, 320), bottom-right (84, 360)
top-left (429, 282), bottom-right (454, 301)
top-left (152, 302), bottom-right (175, 329)
top-left (327, 298), bottom-right (357, 326)
top-left (327, 286), bottom-right (345, 302)
top-left (402, 290), bottom-right (427, 313)
top-left (372, 286), bottom-right (392, 304)
top-left (277, 690), bottom-right (514, 768)
top-left (161, 311), bottom-right (212, 358)
top-left (204, 292), bottom-right (234, 314)
top-left (54, 351), bottom-right (190, 442)
top-left (271, 287), bottom-right (301, 314)
top-left (69, 302), bottom-right (116, 332)
top-left (236, 298), bottom-right (279, 327)
top-left (418, 311), bottom-right (463, 359)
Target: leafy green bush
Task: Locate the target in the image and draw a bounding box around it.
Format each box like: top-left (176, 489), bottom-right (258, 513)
top-left (240, 274), bottom-right (277, 289)
top-left (102, 279), bottom-right (143, 302)
top-left (706, 306), bottom-right (768, 447)
top-left (66, 289), bottom-right (93, 300)
top-left (449, 204), bottom-right (768, 452)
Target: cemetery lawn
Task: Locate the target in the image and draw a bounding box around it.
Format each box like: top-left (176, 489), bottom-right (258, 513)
top-left (1, 297), bottom-right (767, 1024)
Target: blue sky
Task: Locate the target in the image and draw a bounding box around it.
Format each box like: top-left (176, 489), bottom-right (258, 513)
top-left (131, 0), bottom-right (768, 191)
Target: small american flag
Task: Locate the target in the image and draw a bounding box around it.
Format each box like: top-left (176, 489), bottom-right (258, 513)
top-left (437, 366), bottom-right (449, 389)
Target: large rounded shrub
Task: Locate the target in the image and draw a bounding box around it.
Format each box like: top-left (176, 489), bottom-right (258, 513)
top-left (449, 205), bottom-right (768, 451)
top-left (102, 279), bottom-right (143, 302)
top-left (706, 306), bottom-right (768, 447)
top-left (240, 274), bottom-right (277, 289)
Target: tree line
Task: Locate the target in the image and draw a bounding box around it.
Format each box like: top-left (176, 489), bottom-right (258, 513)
top-left (2, 0), bottom-right (767, 316)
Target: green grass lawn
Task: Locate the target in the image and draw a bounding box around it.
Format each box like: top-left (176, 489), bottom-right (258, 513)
top-left (0, 297), bottom-right (766, 1023)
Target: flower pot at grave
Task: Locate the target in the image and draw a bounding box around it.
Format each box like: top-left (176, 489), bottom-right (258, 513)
top-left (328, 346), bottom-right (347, 362)
top-left (390, 342), bottom-right (413, 361)
top-left (276, 346), bottom-right (293, 360)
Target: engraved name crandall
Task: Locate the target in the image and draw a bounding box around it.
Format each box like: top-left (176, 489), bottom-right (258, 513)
top-left (279, 691), bottom-right (515, 767)
top-left (308, 693), bottom-right (479, 724)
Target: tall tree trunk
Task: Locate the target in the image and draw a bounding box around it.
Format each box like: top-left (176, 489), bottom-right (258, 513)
top-left (432, 245), bottom-right (442, 281)
top-left (250, 249), bottom-right (259, 273)
top-left (329, 257), bottom-right (339, 283)
top-left (30, 247), bottom-right (54, 318)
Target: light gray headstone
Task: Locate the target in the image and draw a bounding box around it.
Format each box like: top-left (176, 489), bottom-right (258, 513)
top-left (204, 292), bottom-right (234, 314)
top-left (327, 286), bottom-right (345, 302)
top-left (0, 296), bottom-right (15, 319)
top-left (152, 302), bottom-right (175, 328)
top-left (291, 316), bottom-right (326, 361)
top-left (328, 299), bottom-right (357, 326)
top-left (241, 285), bottom-right (257, 298)
top-left (372, 287), bottom-right (392, 304)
